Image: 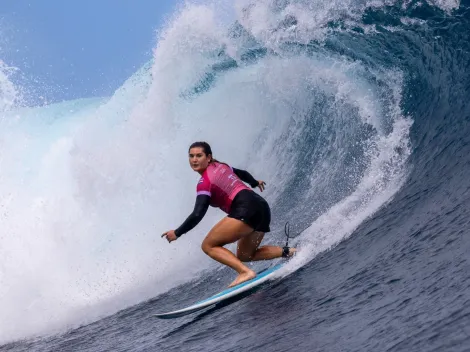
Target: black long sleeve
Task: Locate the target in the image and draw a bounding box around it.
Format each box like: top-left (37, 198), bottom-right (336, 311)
top-left (233, 167), bottom-right (259, 188)
top-left (174, 195), bottom-right (210, 237)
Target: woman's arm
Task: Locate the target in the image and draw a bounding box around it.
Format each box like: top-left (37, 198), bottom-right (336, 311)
top-left (174, 195), bottom-right (211, 237)
top-left (232, 168), bottom-right (259, 188)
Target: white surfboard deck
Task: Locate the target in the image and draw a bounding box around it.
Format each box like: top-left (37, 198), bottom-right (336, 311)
top-left (154, 263), bottom-right (284, 319)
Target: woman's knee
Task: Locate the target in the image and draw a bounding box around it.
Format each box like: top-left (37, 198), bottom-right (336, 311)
top-left (237, 254), bottom-right (252, 262)
top-left (201, 239), bottom-right (212, 254)
top-left (236, 232), bottom-right (263, 262)
top-left (236, 248), bottom-right (254, 262)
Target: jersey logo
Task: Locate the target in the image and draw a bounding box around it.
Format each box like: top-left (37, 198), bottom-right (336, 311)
top-left (198, 178), bottom-right (204, 184)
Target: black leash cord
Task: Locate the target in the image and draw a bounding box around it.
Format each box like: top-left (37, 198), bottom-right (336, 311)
top-left (284, 221), bottom-right (291, 248)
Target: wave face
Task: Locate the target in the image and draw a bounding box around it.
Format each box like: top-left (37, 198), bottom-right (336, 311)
top-left (1, 0), bottom-right (469, 350)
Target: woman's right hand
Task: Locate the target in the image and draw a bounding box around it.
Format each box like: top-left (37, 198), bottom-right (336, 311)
top-left (257, 180), bottom-right (266, 192)
top-left (161, 230), bottom-right (177, 243)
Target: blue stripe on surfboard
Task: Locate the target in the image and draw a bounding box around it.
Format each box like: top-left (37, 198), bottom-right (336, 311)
top-left (196, 263), bottom-right (284, 305)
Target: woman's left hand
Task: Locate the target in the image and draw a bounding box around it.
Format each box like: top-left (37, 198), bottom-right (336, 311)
top-left (161, 230), bottom-right (177, 243)
top-left (257, 180), bottom-right (266, 192)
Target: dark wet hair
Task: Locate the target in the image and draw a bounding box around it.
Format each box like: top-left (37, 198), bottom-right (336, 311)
top-left (188, 141), bottom-right (223, 164)
top-left (189, 141), bottom-right (212, 156)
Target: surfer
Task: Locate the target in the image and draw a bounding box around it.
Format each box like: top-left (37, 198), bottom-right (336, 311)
top-left (162, 141), bottom-right (295, 287)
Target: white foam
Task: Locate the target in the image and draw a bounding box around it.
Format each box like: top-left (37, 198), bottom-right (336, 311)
top-left (0, 60), bottom-right (19, 113)
top-left (0, 0), bottom-right (426, 343)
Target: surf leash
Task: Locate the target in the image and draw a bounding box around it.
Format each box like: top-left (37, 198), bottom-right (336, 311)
top-left (282, 221), bottom-right (294, 258)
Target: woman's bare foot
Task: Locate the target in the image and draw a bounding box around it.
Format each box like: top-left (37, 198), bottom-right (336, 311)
top-left (228, 269), bottom-right (256, 288)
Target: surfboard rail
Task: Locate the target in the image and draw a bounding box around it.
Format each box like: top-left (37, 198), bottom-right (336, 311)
top-left (154, 263), bottom-right (284, 319)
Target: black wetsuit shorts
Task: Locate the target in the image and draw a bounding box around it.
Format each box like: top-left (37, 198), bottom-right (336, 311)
top-left (228, 189), bottom-right (271, 233)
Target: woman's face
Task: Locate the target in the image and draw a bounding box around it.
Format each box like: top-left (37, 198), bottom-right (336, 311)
top-left (189, 147), bottom-right (211, 173)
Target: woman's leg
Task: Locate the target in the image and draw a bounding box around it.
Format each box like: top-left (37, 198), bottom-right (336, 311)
top-left (201, 217), bottom-right (257, 287)
top-left (237, 232), bottom-right (286, 261)
top-left (231, 191), bottom-right (295, 261)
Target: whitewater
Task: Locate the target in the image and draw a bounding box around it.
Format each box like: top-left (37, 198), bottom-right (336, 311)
top-left (1, 0), bottom-right (469, 351)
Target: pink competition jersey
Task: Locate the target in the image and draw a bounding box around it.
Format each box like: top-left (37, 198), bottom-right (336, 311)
top-left (197, 162), bottom-right (251, 213)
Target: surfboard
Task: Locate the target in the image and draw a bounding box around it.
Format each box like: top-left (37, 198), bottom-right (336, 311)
top-left (154, 263), bottom-right (284, 319)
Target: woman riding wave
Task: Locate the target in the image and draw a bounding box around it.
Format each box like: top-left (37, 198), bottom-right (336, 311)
top-left (162, 141), bottom-right (295, 287)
